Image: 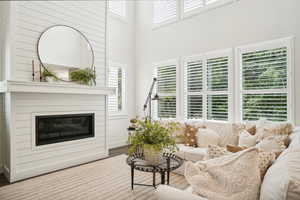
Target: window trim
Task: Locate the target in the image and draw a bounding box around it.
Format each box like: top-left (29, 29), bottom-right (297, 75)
top-left (108, 61), bottom-right (128, 117)
top-left (235, 37), bottom-right (294, 122)
top-left (152, 0), bottom-right (180, 29)
top-left (153, 59), bottom-right (180, 120)
top-left (153, 0), bottom-right (237, 29)
top-left (108, 0), bottom-right (128, 23)
top-left (182, 48), bottom-right (233, 122)
top-left (181, 0), bottom-right (235, 19)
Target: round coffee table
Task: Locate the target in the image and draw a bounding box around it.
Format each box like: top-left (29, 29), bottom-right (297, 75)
top-left (126, 152), bottom-right (183, 190)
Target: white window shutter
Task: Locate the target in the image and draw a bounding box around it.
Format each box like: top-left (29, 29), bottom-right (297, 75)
top-left (184, 59), bottom-right (203, 119)
top-left (153, 0), bottom-right (177, 24)
top-left (206, 56), bottom-right (229, 121)
top-left (241, 47), bottom-right (288, 121)
top-left (184, 51), bottom-right (231, 121)
top-left (155, 62), bottom-right (177, 119)
top-left (183, 0), bottom-right (204, 13)
top-left (108, 67), bottom-right (119, 113)
top-left (109, 0), bottom-right (126, 18)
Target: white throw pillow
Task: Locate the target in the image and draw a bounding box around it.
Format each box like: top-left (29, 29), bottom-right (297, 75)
top-left (256, 136), bottom-right (286, 152)
top-left (239, 130), bottom-right (257, 147)
top-left (197, 128), bottom-right (220, 148)
top-left (185, 148), bottom-right (261, 200)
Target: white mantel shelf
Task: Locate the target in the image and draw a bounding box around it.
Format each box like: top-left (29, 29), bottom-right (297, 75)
top-left (0, 80), bottom-right (115, 95)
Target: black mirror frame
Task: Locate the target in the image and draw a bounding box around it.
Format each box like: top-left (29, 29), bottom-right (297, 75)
top-left (37, 25), bottom-right (96, 84)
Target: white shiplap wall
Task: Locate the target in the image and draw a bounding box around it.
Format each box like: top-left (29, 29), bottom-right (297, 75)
top-left (12, 93), bottom-right (106, 181)
top-left (1, 1), bottom-right (108, 182)
top-left (11, 1), bottom-right (106, 85)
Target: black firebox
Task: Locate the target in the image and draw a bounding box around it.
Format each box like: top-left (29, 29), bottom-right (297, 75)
top-left (36, 113), bottom-right (95, 146)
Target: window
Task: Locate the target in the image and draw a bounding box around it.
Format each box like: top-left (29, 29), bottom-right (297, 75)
top-left (153, 0), bottom-right (235, 27)
top-left (182, 0), bottom-right (234, 17)
top-left (108, 63), bottom-right (126, 114)
top-left (183, 0), bottom-right (204, 13)
top-left (154, 60), bottom-right (177, 119)
top-left (153, 0), bottom-right (178, 25)
top-left (108, 0), bottom-right (126, 19)
top-left (184, 50), bottom-right (232, 121)
top-left (237, 38), bottom-right (293, 122)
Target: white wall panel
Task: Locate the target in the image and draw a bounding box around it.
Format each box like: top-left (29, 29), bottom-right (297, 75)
top-left (11, 93), bottom-right (107, 182)
top-left (12, 1), bottom-right (106, 86)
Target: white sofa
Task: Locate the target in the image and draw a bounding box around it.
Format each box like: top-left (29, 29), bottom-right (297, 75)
top-left (174, 121), bottom-right (239, 174)
top-left (156, 122), bottom-right (300, 200)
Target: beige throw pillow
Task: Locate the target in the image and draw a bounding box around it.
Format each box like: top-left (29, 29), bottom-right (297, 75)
top-left (239, 130), bottom-right (257, 147)
top-left (256, 135), bottom-right (287, 152)
top-left (184, 124), bottom-right (199, 147)
top-left (256, 122), bottom-right (293, 141)
top-left (185, 148), bottom-right (261, 200)
top-left (197, 128), bottom-right (220, 148)
top-left (207, 145), bottom-right (231, 159)
top-left (258, 151), bottom-right (276, 179)
top-left (287, 180), bottom-right (300, 200)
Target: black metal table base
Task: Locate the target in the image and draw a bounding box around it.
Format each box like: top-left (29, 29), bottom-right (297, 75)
top-left (131, 170), bottom-right (170, 190)
top-left (127, 153), bottom-right (183, 190)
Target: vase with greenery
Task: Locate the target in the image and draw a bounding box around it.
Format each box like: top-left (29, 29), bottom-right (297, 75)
top-left (42, 69), bottom-right (59, 82)
top-left (70, 68), bottom-right (96, 85)
top-left (128, 119), bottom-right (178, 164)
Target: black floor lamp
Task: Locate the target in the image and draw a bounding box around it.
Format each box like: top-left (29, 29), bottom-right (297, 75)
top-left (143, 78), bottom-right (160, 121)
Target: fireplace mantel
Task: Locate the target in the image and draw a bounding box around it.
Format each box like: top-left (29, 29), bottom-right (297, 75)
top-left (0, 80), bottom-right (115, 95)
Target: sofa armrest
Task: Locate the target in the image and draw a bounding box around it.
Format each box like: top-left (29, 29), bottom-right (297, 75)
top-left (155, 185), bottom-right (207, 200)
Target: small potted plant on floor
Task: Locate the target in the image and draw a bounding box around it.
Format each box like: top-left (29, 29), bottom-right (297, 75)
top-left (128, 119), bottom-right (178, 165)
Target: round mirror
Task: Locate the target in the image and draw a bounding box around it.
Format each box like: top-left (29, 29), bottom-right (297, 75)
top-left (37, 25), bottom-right (95, 84)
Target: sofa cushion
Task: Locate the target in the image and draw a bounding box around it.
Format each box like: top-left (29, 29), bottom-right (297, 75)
top-left (260, 132), bottom-right (300, 200)
top-left (156, 185), bottom-right (208, 200)
top-left (239, 130), bottom-right (257, 147)
top-left (196, 128), bottom-right (220, 148)
top-left (176, 144), bottom-right (207, 162)
top-left (203, 121), bottom-right (238, 147)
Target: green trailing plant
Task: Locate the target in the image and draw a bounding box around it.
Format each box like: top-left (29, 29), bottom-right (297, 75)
top-left (42, 69), bottom-right (59, 81)
top-left (128, 119), bottom-right (179, 155)
top-left (70, 68), bottom-right (96, 85)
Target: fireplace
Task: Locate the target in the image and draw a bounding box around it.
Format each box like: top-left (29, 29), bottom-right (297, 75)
top-left (35, 113), bottom-right (95, 146)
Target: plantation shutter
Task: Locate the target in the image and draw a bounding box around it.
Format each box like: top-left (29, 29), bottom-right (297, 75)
top-left (206, 0), bottom-right (221, 5)
top-left (108, 67), bottom-right (119, 113)
top-left (153, 0), bottom-right (177, 24)
top-left (184, 51), bottom-right (231, 121)
top-left (156, 63), bottom-right (177, 119)
top-left (185, 59), bottom-right (203, 119)
top-left (241, 47), bottom-right (288, 121)
top-left (183, 0), bottom-right (204, 13)
top-left (109, 0), bottom-right (126, 18)
top-left (206, 56), bottom-right (229, 121)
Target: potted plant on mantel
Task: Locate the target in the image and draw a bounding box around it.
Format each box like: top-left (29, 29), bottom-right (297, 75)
top-left (128, 119), bottom-right (178, 165)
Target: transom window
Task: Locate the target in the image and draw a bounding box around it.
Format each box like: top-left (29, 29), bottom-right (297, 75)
top-left (153, 0), bottom-right (178, 25)
top-left (108, 0), bottom-right (126, 19)
top-left (153, 0), bottom-right (235, 27)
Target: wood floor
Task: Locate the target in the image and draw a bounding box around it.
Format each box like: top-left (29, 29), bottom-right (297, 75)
top-left (0, 145), bottom-right (129, 187)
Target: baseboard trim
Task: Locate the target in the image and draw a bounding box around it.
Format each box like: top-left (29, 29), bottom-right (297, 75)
top-left (11, 152), bottom-right (108, 183)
